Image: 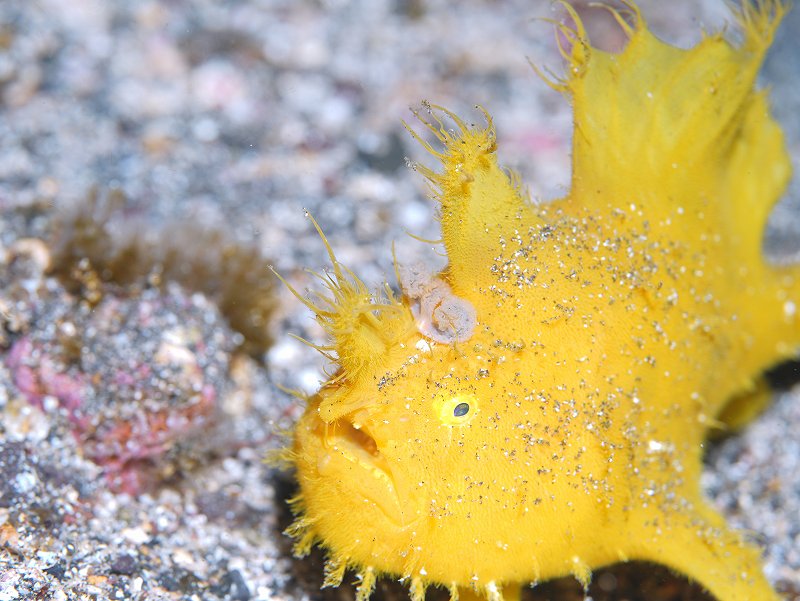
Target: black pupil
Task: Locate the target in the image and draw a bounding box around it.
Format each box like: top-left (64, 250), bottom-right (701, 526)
top-left (453, 402), bottom-right (469, 418)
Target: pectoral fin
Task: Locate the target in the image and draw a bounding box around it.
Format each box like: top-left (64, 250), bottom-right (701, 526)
top-left (629, 501), bottom-right (779, 601)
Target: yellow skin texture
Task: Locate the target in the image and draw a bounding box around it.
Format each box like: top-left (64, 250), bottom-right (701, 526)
top-left (284, 2), bottom-right (795, 601)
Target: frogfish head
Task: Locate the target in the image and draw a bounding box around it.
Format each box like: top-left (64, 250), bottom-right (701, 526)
top-left (284, 216), bottom-right (601, 592)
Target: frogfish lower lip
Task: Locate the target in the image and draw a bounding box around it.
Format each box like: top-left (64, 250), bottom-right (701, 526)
top-left (320, 418), bottom-right (406, 526)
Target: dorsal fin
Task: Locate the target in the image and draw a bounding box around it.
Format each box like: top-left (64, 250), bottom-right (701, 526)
top-left (405, 104), bottom-right (542, 294)
top-left (557, 1), bottom-right (788, 210)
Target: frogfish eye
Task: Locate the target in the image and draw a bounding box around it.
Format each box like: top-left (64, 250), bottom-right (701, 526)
top-left (435, 394), bottom-right (478, 426)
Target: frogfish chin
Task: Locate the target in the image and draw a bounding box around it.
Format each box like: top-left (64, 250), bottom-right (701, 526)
top-left (280, 2), bottom-right (796, 601)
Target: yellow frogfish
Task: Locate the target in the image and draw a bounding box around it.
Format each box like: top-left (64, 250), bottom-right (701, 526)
top-left (280, 2), bottom-right (795, 600)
